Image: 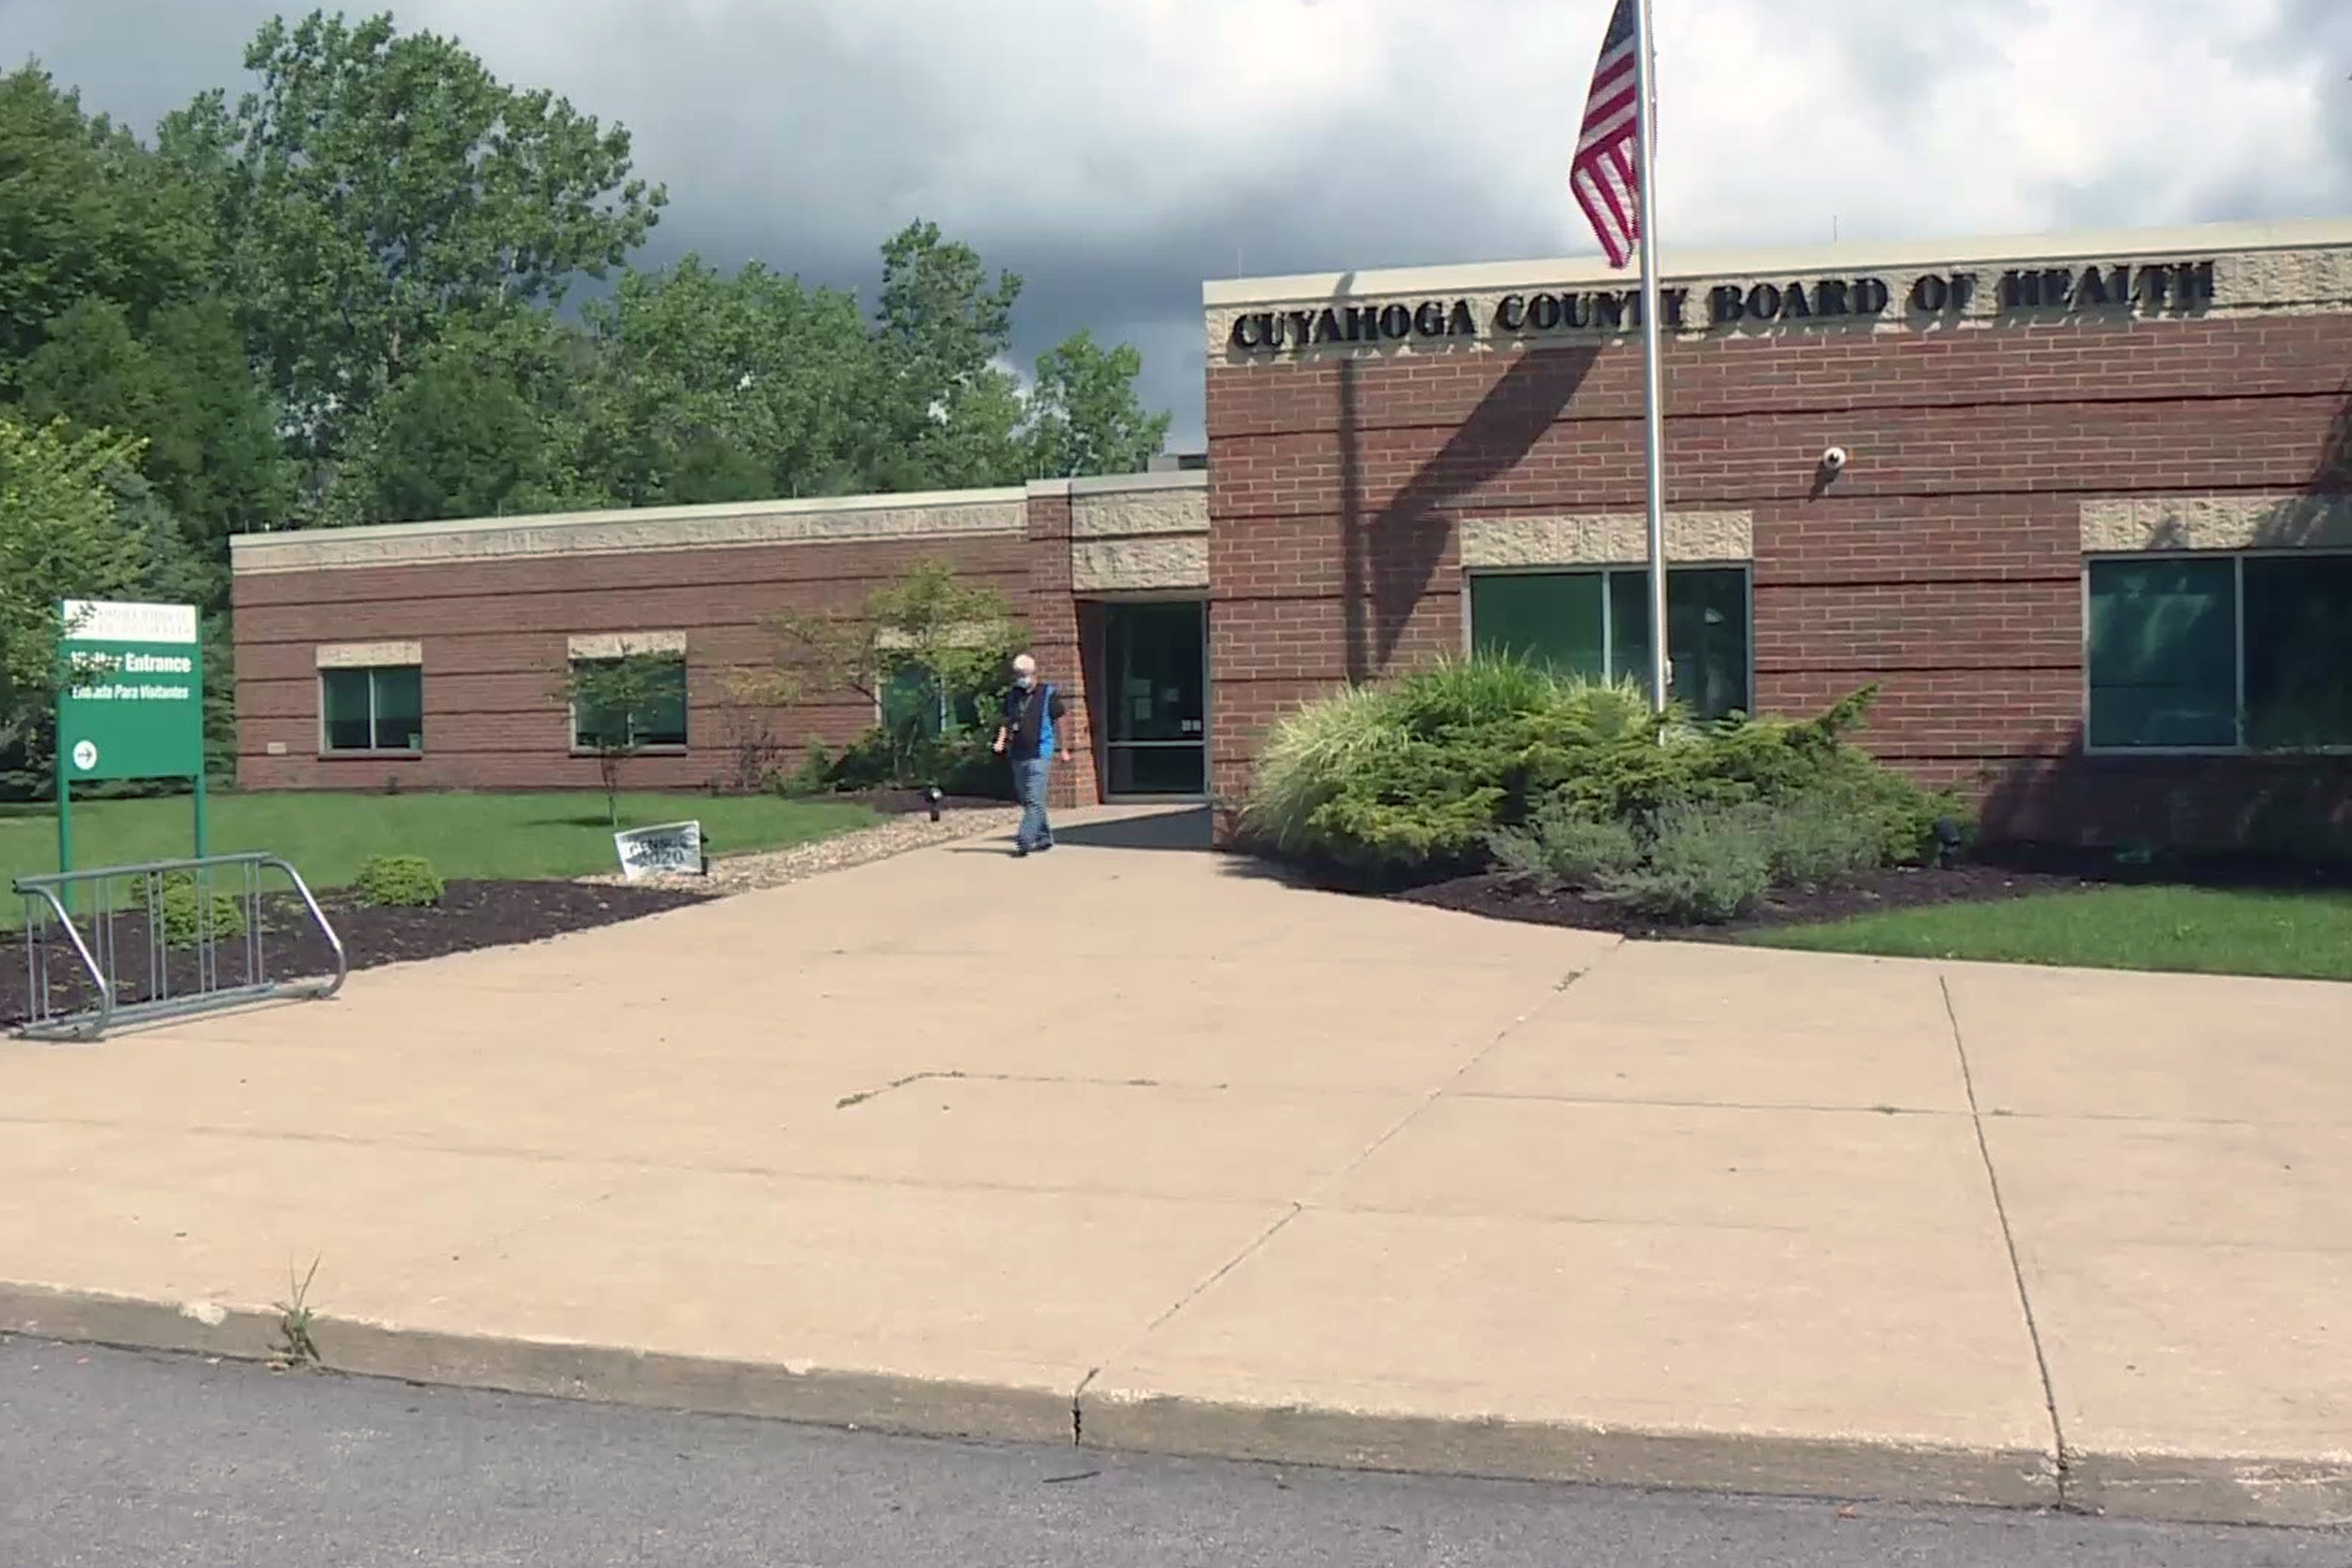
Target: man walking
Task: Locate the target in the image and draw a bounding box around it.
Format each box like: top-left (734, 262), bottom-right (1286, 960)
top-left (993, 652), bottom-right (1071, 856)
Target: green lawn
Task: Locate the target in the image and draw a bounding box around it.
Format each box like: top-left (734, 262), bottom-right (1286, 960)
top-left (0, 790), bottom-right (879, 893)
top-left (1747, 884), bottom-right (2352, 982)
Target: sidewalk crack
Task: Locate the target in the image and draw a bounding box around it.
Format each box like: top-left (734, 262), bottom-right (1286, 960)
top-left (1943, 973), bottom-right (2073, 1505)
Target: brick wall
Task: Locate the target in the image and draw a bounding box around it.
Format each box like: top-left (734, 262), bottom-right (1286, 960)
top-left (1019, 484), bottom-right (1100, 808)
top-left (1205, 315), bottom-right (2352, 847)
top-left (233, 528), bottom-right (1037, 793)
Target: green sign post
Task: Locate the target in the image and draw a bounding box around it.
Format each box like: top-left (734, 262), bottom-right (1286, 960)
top-left (56, 599), bottom-right (207, 873)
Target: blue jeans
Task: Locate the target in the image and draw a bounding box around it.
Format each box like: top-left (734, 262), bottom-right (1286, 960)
top-left (1014, 757), bottom-right (1054, 851)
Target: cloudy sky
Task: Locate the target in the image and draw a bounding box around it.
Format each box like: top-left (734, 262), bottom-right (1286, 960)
top-left (8, 0), bottom-right (2349, 447)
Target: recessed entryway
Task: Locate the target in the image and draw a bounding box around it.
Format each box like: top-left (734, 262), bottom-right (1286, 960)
top-left (1097, 599), bottom-right (1207, 800)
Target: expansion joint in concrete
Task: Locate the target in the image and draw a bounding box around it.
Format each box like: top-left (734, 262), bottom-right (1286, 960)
top-left (833, 1069), bottom-right (1212, 1111)
top-left (1941, 974), bottom-right (2074, 1505)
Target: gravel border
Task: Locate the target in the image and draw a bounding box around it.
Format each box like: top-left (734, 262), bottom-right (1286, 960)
top-left (575, 805), bottom-right (1023, 895)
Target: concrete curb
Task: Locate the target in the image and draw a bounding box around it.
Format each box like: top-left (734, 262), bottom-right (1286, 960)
top-left (6, 1280), bottom-right (2345, 1530)
top-left (1081, 1388), bottom-right (2062, 1510)
top-left (0, 1282), bottom-right (1073, 1449)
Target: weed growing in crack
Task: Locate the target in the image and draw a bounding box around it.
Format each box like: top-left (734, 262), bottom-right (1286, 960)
top-left (274, 1255), bottom-right (322, 1366)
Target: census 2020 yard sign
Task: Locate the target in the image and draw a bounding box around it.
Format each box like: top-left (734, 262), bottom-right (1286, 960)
top-left (57, 599), bottom-right (204, 783)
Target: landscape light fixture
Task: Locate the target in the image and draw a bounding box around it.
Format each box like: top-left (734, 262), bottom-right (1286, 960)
top-left (1933, 816), bottom-right (1963, 869)
top-left (925, 784), bottom-right (944, 823)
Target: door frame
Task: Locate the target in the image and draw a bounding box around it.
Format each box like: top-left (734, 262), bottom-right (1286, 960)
top-left (1089, 592), bottom-right (1211, 803)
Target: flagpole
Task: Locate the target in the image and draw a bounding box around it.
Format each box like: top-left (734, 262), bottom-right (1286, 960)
top-left (1631, 0), bottom-right (1670, 716)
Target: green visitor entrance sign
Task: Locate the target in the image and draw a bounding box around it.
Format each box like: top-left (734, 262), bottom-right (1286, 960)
top-left (54, 599), bottom-right (208, 872)
top-left (60, 599), bottom-right (204, 782)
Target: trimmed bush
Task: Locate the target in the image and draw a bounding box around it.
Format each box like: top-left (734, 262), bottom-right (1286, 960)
top-left (354, 854), bottom-right (445, 909)
top-left (1488, 798), bottom-right (1643, 891)
top-left (1243, 663), bottom-right (1655, 879)
top-left (1595, 801), bottom-right (1774, 924)
top-left (1757, 790), bottom-right (1888, 888)
top-left (155, 873), bottom-right (246, 950)
top-left (1241, 657), bottom-right (1968, 893)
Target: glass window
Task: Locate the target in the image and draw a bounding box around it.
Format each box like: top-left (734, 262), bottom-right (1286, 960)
top-left (2085, 559), bottom-right (2238, 749)
top-left (2243, 554), bottom-right (2352, 750)
top-left (1469, 566), bottom-right (1751, 721)
top-left (570, 656), bottom-right (688, 750)
top-left (1469, 572), bottom-right (1605, 679)
top-left (881, 665), bottom-right (946, 739)
top-left (372, 666), bottom-right (423, 751)
top-left (319, 665), bottom-right (423, 752)
top-left (1664, 566), bottom-right (1752, 723)
top-left (882, 662), bottom-right (987, 736)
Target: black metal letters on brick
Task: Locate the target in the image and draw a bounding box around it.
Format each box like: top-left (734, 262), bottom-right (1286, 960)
top-left (1227, 256), bottom-right (2219, 354)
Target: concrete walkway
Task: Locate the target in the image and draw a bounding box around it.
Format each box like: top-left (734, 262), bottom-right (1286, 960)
top-left (3, 807), bottom-right (2347, 1527)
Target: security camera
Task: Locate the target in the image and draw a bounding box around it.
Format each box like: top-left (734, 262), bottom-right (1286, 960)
top-left (1820, 446), bottom-right (1849, 472)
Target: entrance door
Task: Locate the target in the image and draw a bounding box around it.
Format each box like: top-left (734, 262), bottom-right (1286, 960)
top-left (1100, 599), bottom-right (1207, 798)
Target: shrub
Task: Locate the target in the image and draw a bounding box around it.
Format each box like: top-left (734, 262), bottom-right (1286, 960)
top-left (1243, 663), bottom-right (1661, 879)
top-left (1242, 659), bottom-right (1973, 887)
top-left (1595, 801), bottom-right (1773, 924)
top-left (776, 744), bottom-right (835, 798)
top-left (775, 725), bottom-right (1012, 801)
top-left (354, 854), bottom-right (445, 909)
top-left (154, 873), bottom-right (246, 949)
top-left (1757, 790), bottom-right (1886, 887)
top-left (1487, 797), bottom-right (1643, 890)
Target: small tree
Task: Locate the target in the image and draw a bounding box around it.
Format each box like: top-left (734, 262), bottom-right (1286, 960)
top-left (558, 643), bottom-right (684, 826)
top-left (732, 560), bottom-right (1022, 786)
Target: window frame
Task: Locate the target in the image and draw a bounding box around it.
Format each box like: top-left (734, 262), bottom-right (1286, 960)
top-left (317, 664), bottom-right (424, 756)
top-left (2080, 548), bottom-right (2352, 758)
top-left (874, 660), bottom-right (986, 738)
top-left (565, 652), bottom-right (691, 755)
top-left (1458, 562), bottom-right (1757, 721)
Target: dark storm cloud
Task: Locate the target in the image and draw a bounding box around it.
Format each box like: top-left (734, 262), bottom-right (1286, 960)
top-left (5, 0), bottom-right (2344, 449)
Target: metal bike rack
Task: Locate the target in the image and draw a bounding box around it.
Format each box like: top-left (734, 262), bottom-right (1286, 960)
top-left (12, 853), bottom-right (347, 1041)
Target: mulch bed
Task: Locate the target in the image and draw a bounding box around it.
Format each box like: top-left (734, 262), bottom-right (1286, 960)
top-left (1396, 847), bottom-right (2352, 942)
top-left (3, 879), bottom-right (712, 1032)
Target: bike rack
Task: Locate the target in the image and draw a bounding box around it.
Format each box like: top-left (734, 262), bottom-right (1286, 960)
top-left (12, 853), bottom-right (348, 1041)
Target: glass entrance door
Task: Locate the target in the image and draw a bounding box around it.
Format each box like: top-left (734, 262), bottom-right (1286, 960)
top-left (1100, 599), bottom-right (1206, 798)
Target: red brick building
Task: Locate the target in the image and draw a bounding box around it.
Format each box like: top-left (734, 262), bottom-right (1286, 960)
top-left (232, 216), bottom-right (2352, 850)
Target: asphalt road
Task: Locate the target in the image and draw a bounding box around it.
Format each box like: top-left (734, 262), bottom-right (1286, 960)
top-left (2, 1338), bottom-right (2343, 1568)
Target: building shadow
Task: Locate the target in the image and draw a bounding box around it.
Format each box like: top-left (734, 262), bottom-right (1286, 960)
top-left (1972, 369), bottom-right (2352, 858)
top-left (1338, 337), bottom-right (1602, 678)
top-left (943, 805), bottom-right (1212, 854)
top-left (1048, 806), bottom-right (1212, 851)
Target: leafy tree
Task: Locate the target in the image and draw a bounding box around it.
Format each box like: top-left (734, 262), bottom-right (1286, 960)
top-left (559, 645), bottom-right (688, 827)
top-left (867, 220), bottom-right (1027, 490)
top-left (581, 256), bottom-right (876, 503)
top-left (1023, 328), bottom-right (1171, 479)
top-left (14, 297), bottom-right (294, 579)
top-left (161, 9), bottom-right (666, 465)
top-left (0, 66), bottom-right (212, 365)
top-left (330, 305), bottom-right (616, 524)
top-left (0, 66), bottom-right (289, 598)
top-left (0, 419), bottom-right (149, 765)
top-left (734, 560), bottom-right (1022, 783)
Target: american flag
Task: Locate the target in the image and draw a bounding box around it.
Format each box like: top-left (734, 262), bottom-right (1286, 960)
top-left (1571, 0), bottom-right (1644, 269)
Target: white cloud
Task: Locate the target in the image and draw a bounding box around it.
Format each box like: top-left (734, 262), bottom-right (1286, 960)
top-left (4, 0), bottom-right (2343, 446)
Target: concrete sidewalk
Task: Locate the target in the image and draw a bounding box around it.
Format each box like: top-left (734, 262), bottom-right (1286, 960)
top-left (3, 807), bottom-right (2347, 1527)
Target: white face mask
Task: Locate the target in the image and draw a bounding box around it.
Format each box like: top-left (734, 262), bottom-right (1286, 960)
top-left (1014, 673), bottom-right (1036, 689)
